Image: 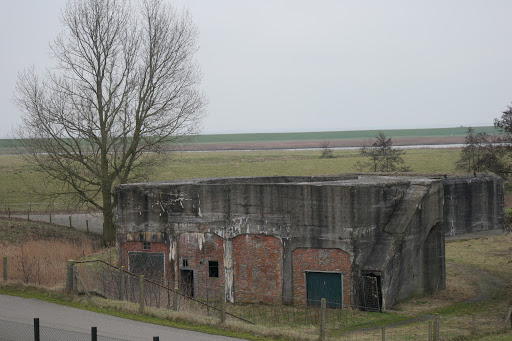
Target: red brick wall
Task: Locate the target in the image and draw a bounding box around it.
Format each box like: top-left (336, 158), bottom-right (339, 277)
top-left (233, 235), bottom-right (283, 304)
top-left (178, 233), bottom-right (224, 299)
top-left (292, 248), bottom-right (351, 306)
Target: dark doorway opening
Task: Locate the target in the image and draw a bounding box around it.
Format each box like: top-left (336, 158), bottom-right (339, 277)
top-left (361, 273), bottom-right (382, 312)
top-left (180, 269), bottom-right (194, 297)
top-left (306, 271), bottom-right (342, 309)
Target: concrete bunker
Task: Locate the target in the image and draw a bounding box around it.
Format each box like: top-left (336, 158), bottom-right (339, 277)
top-left (113, 173), bottom-right (504, 310)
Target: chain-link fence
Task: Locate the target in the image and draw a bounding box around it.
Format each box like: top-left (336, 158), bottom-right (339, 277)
top-left (0, 318), bottom-right (131, 341)
top-left (3, 256), bottom-right (511, 340)
top-left (74, 260), bottom-right (253, 325)
top-left (71, 259), bottom-right (510, 340)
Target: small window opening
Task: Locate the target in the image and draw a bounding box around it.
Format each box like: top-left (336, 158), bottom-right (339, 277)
top-left (182, 259), bottom-right (189, 267)
top-left (142, 241), bottom-right (150, 250)
top-left (208, 261), bottom-right (219, 278)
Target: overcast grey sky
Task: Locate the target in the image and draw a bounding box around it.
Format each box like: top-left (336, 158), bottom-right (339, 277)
top-left (1, 1), bottom-right (512, 138)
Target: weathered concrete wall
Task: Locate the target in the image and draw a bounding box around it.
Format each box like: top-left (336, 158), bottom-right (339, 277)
top-left (115, 174), bottom-right (448, 309)
top-left (443, 174), bottom-right (504, 236)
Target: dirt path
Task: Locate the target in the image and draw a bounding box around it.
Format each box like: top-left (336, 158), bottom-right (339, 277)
top-left (451, 262), bottom-right (507, 303)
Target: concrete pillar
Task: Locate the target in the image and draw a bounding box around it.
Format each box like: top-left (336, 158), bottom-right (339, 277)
top-left (282, 238), bottom-right (293, 305)
top-left (223, 238), bottom-right (234, 303)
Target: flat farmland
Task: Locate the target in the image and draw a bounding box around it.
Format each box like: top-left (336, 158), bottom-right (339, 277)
top-left (0, 148), bottom-right (461, 209)
top-left (1, 126), bottom-right (480, 208)
top-left (0, 126), bottom-right (498, 153)
top-left (182, 126), bottom-right (498, 151)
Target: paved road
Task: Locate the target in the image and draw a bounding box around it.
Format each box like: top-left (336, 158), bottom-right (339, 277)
top-left (6, 212), bottom-right (104, 235)
top-left (0, 294), bottom-right (243, 341)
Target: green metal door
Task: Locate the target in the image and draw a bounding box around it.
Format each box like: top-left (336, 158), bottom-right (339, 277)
top-left (306, 272), bottom-right (342, 309)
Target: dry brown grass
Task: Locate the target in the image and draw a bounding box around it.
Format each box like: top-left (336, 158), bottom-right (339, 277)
top-left (392, 262), bottom-right (479, 316)
top-left (1, 238), bottom-right (97, 286)
top-left (446, 233), bottom-right (512, 280)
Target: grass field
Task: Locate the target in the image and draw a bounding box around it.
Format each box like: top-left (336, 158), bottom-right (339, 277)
top-left (0, 148), bottom-right (462, 209)
top-left (190, 126), bottom-right (498, 144)
top-left (0, 126), bottom-right (498, 152)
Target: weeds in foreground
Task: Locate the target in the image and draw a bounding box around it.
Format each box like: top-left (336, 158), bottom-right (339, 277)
top-left (0, 238), bottom-right (98, 285)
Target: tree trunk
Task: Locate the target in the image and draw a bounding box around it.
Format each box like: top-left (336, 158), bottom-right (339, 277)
top-left (102, 186), bottom-right (115, 245)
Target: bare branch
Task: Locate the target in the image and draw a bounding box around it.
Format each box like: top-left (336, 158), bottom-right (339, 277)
top-left (14, 0), bottom-right (205, 243)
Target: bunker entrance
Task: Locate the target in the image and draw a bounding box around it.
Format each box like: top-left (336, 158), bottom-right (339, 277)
top-left (180, 270), bottom-right (194, 297)
top-left (361, 273), bottom-right (382, 312)
top-left (306, 271), bottom-right (342, 309)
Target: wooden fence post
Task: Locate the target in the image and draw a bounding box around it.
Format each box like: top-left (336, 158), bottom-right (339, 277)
top-left (66, 260), bottom-right (75, 293)
top-left (86, 220), bottom-right (89, 233)
top-left (381, 326), bottom-right (386, 341)
top-left (139, 275), bottom-right (145, 313)
top-left (69, 216), bottom-right (72, 228)
top-left (434, 314), bottom-right (440, 341)
top-left (428, 321), bottom-right (433, 341)
top-left (49, 213), bottom-right (52, 224)
top-left (119, 266), bottom-right (125, 301)
top-left (173, 288), bottom-right (179, 311)
top-left (2, 256), bottom-right (7, 282)
top-left (220, 285), bottom-right (226, 323)
top-left (320, 298), bottom-right (326, 341)
top-left (503, 305), bottom-right (512, 330)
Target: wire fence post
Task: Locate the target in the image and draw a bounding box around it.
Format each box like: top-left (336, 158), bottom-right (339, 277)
top-left (220, 285), bottom-right (226, 324)
top-left (91, 326), bottom-right (97, 341)
top-left (381, 325), bottom-right (386, 341)
top-left (173, 288), bottom-right (178, 311)
top-left (119, 266), bottom-right (125, 301)
top-left (49, 212), bottom-right (52, 224)
top-left (153, 337), bottom-right (159, 341)
top-left (139, 275), bottom-right (145, 313)
top-left (66, 260), bottom-right (75, 293)
top-left (504, 305), bottom-right (512, 330)
top-left (69, 215), bottom-right (72, 228)
top-left (34, 318), bottom-right (40, 341)
top-left (7, 207), bottom-right (10, 219)
top-left (320, 298), bottom-right (326, 341)
top-left (434, 314), bottom-right (440, 341)
top-left (2, 256), bottom-right (6, 282)
top-left (86, 220), bottom-right (89, 233)
top-left (428, 321), bottom-right (433, 341)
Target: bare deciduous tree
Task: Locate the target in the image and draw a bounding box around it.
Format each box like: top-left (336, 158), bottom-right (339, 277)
top-left (14, 0), bottom-right (205, 244)
top-left (319, 140), bottom-right (334, 159)
top-left (455, 127), bottom-right (507, 176)
top-left (455, 127), bottom-right (487, 173)
top-left (357, 132), bottom-right (410, 172)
